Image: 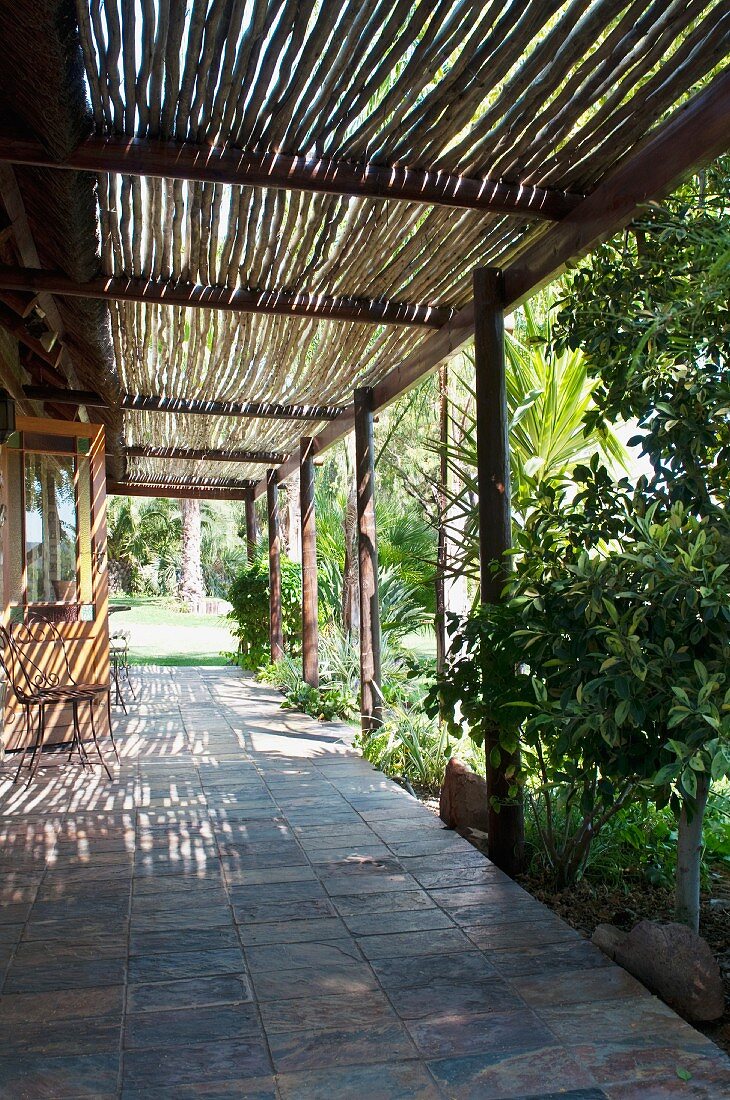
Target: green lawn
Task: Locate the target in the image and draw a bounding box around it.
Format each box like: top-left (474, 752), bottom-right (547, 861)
top-left (109, 598), bottom-right (437, 667)
top-left (109, 597), bottom-right (237, 666)
top-left (400, 628), bottom-right (437, 660)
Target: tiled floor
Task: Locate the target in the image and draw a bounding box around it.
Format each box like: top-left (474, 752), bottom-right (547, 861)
top-left (0, 666), bottom-right (728, 1099)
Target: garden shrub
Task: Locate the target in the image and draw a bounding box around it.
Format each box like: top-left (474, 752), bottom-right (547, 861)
top-left (227, 556), bottom-right (302, 669)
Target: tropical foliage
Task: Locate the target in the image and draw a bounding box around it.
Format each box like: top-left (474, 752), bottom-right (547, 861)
top-left (436, 296), bottom-right (627, 582)
top-left (434, 161), bottom-right (730, 927)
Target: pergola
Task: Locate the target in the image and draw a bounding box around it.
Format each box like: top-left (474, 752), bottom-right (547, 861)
top-left (0, 1), bottom-right (728, 870)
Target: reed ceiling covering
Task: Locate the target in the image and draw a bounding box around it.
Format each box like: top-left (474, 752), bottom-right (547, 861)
top-left (0, 0), bottom-right (728, 490)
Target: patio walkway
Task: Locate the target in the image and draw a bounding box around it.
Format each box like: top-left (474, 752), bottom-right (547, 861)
top-left (0, 667), bottom-right (728, 1100)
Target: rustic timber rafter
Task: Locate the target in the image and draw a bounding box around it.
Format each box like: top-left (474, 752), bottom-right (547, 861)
top-left (0, 265), bottom-right (453, 329)
top-left (122, 393), bottom-right (343, 421)
top-left (0, 136), bottom-right (582, 223)
top-left (252, 70), bottom-right (730, 500)
top-left (23, 384), bottom-right (107, 406)
top-left (126, 445), bottom-right (287, 465)
top-left (108, 479), bottom-right (255, 501)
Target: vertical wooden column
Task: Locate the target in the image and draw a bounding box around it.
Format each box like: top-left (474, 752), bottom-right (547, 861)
top-left (354, 387), bottom-right (382, 733)
top-left (266, 469), bottom-right (284, 662)
top-left (300, 438), bottom-right (319, 687)
top-left (473, 266), bottom-right (525, 877)
top-left (245, 489), bottom-right (257, 563)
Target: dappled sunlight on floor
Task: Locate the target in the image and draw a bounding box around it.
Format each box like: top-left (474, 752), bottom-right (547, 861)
top-left (0, 666), bottom-right (727, 1098)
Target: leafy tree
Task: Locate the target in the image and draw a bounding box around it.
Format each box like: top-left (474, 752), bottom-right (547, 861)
top-left (438, 295), bottom-right (627, 583)
top-left (547, 160), bottom-right (730, 928)
top-left (433, 474), bottom-right (730, 906)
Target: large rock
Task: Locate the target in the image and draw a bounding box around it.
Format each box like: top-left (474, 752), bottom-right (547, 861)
top-left (440, 759), bottom-right (489, 834)
top-left (592, 920), bottom-right (725, 1022)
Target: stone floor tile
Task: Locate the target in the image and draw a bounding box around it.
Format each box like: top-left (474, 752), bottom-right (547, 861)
top-left (222, 863), bottom-right (316, 886)
top-left (539, 996), bottom-right (716, 1049)
top-left (129, 902), bottom-right (233, 930)
top-left (4, 956), bottom-right (126, 994)
top-left (121, 1076), bottom-right (277, 1099)
top-left (259, 989), bottom-right (398, 1034)
top-left (122, 1037), bottom-right (272, 1092)
top-left (232, 896), bottom-right (338, 924)
top-left (510, 965), bottom-right (649, 1008)
top-left (571, 1041), bottom-right (730, 1090)
top-left (488, 938), bottom-right (612, 977)
top-left (237, 916), bottom-right (349, 945)
top-left (428, 1045), bottom-right (598, 1099)
top-left (128, 947), bottom-right (244, 984)
top-left (0, 1051), bottom-right (119, 1098)
top-left (276, 1060), bottom-right (441, 1100)
top-left (414, 865), bottom-right (512, 890)
top-left (332, 888), bottom-right (437, 916)
top-left (387, 976), bottom-right (524, 1021)
top-left (124, 1002), bottom-right (261, 1049)
top-left (0, 985), bottom-right (124, 1025)
top-left (129, 925), bottom-right (240, 956)
top-left (464, 918), bottom-right (580, 951)
top-left (127, 973), bottom-right (253, 1013)
top-left (2, 1015), bottom-right (122, 1056)
top-left (244, 938), bottom-right (361, 973)
top-left (342, 907), bottom-right (454, 937)
top-left (319, 872), bottom-right (418, 896)
top-left (373, 949), bottom-right (498, 989)
top-left (268, 1019), bottom-right (418, 1072)
top-left (251, 960), bottom-right (379, 1001)
top-left (357, 926), bottom-right (473, 960)
top-left (405, 1007), bottom-right (555, 1059)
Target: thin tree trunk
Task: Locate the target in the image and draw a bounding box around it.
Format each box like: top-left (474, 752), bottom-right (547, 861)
top-left (180, 497), bottom-right (205, 606)
top-left (342, 485), bottom-right (360, 637)
top-left (675, 773), bottom-right (710, 932)
top-left (436, 364), bottom-right (448, 674)
top-left (287, 475), bottom-right (301, 563)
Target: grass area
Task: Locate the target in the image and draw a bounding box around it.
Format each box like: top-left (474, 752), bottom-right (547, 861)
top-left (109, 596), bottom-right (236, 666)
top-left (109, 598), bottom-right (438, 667)
top-left (400, 628), bottom-right (437, 660)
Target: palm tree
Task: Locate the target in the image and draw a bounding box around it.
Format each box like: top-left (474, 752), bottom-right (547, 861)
top-left (440, 295), bottom-right (627, 584)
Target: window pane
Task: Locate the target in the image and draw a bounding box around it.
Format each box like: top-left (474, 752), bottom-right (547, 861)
top-left (77, 455), bottom-right (92, 602)
top-left (4, 450), bottom-right (23, 605)
top-left (24, 453), bottom-right (78, 603)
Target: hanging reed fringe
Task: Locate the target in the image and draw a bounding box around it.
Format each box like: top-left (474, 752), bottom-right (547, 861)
top-left (5, 1), bottom-right (726, 486)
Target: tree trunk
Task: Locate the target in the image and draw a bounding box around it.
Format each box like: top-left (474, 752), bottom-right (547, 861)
top-left (435, 365), bottom-right (448, 675)
top-left (180, 498), bottom-right (205, 607)
top-left (287, 476), bottom-right (301, 563)
top-left (675, 773), bottom-right (710, 932)
top-left (342, 485), bottom-right (360, 637)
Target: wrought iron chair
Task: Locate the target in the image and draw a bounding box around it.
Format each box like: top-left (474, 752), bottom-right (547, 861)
top-left (2, 618), bottom-right (117, 784)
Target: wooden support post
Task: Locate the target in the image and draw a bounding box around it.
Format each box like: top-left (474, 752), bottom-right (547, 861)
top-left (245, 490), bottom-right (257, 563)
top-left (266, 470), bottom-right (283, 662)
top-left (473, 267), bottom-right (525, 878)
top-left (300, 438), bottom-right (319, 688)
top-left (354, 387), bottom-right (382, 734)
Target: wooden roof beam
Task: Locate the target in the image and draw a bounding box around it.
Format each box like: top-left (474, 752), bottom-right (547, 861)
top-left (122, 393), bottom-right (344, 421)
top-left (0, 265), bottom-right (453, 329)
top-left (0, 136), bottom-right (581, 223)
top-left (22, 384), bottom-right (108, 407)
top-left (126, 445), bottom-right (287, 464)
top-left (108, 479), bottom-right (255, 501)
top-left (0, 164), bottom-right (90, 419)
top-left (252, 69), bottom-right (730, 498)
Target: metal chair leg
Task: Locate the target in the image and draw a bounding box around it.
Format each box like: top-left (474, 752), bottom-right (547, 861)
top-left (88, 698), bottom-right (112, 780)
top-left (28, 705), bottom-right (46, 785)
top-left (14, 706), bottom-right (32, 784)
top-left (106, 692), bottom-right (120, 763)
